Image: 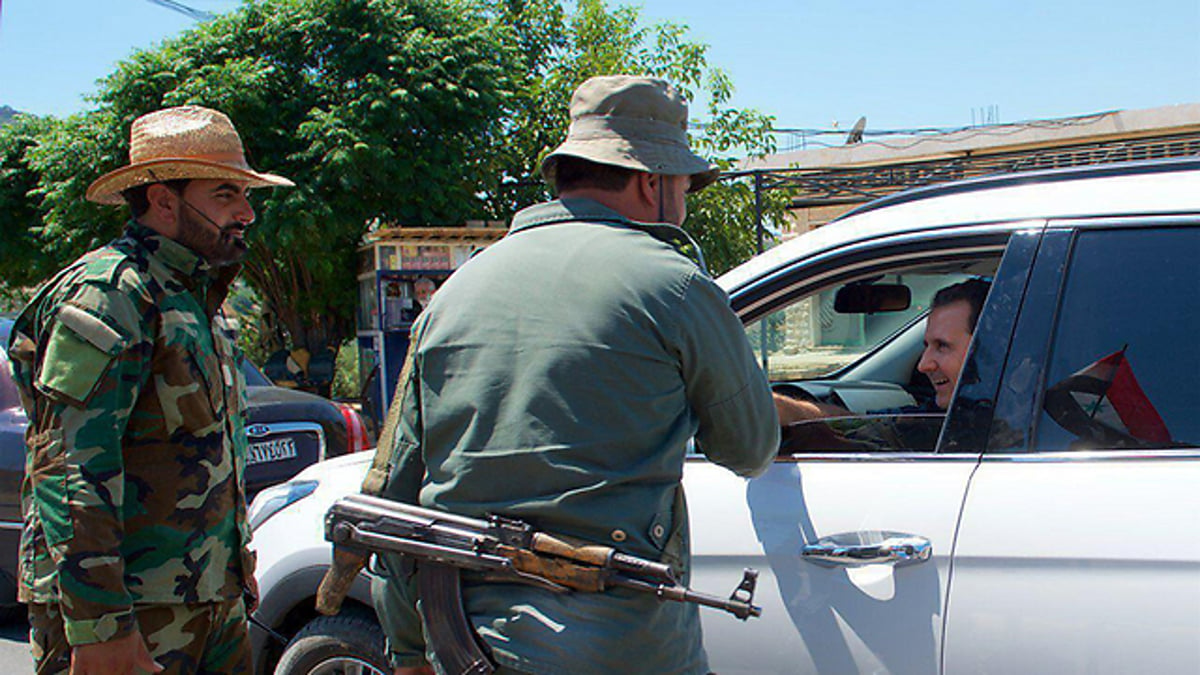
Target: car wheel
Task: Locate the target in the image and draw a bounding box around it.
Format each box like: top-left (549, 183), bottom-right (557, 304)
top-left (273, 612), bottom-right (388, 675)
top-left (0, 602), bottom-right (22, 624)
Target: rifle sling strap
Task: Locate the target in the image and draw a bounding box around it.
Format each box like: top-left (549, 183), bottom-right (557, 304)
top-left (416, 562), bottom-right (496, 675)
top-left (362, 324), bottom-right (422, 496)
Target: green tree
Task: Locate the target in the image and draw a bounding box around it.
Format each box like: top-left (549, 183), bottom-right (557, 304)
top-left (484, 0), bottom-right (791, 274)
top-left (4, 0), bottom-right (518, 355)
top-left (0, 114), bottom-right (59, 309)
top-left (1, 0), bottom-right (787, 350)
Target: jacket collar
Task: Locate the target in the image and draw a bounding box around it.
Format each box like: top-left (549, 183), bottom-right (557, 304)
top-left (509, 198), bottom-right (708, 273)
top-left (121, 221), bottom-right (241, 311)
top-left (509, 197), bottom-right (631, 233)
top-left (124, 220), bottom-right (211, 280)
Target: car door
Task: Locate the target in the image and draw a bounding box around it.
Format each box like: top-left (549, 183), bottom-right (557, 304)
top-left (688, 226), bottom-right (1037, 675)
top-left (943, 219), bottom-right (1200, 674)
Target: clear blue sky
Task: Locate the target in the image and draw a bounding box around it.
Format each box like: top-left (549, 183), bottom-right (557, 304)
top-left (2, 0), bottom-right (1198, 134)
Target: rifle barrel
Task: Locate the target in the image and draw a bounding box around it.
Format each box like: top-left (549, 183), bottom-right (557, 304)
top-left (609, 576), bottom-right (761, 620)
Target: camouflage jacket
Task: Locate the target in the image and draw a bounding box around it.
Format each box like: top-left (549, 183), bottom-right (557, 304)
top-left (6, 222), bottom-right (253, 646)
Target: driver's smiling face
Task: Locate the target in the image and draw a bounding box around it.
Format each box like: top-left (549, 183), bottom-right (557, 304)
top-left (917, 300), bottom-right (975, 410)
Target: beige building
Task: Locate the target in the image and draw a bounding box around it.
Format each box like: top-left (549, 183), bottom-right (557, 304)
top-left (738, 103), bottom-right (1200, 238)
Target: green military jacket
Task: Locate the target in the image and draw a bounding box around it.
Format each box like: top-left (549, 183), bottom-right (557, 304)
top-left (7, 222), bottom-right (252, 646)
top-left (372, 198), bottom-right (779, 674)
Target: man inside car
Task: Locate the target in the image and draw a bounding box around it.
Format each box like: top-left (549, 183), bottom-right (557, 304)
top-left (775, 278), bottom-right (992, 428)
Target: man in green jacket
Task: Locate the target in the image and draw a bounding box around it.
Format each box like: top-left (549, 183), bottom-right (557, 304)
top-left (7, 106), bottom-right (292, 674)
top-left (372, 76), bottom-right (780, 674)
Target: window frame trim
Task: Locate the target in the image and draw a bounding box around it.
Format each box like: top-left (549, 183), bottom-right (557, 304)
top-left (728, 227), bottom-right (1028, 461)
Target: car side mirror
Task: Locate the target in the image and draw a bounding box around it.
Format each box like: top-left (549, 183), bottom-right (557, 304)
top-left (833, 284), bottom-right (912, 314)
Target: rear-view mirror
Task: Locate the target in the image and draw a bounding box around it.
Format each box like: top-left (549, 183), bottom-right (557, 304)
top-left (834, 283), bottom-right (912, 314)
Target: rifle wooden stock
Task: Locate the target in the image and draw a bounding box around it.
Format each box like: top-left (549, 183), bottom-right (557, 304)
top-left (316, 547), bottom-right (369, 615)
top-left (503, 546), bottom-right (607, 592)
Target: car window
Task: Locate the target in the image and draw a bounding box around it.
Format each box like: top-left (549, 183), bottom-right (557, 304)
top-left (779, 413), bottom-right (946, 455)
top-left (0, 345), bottom-right (19, 411)
top-left (746, 270), bottom-right (979, 382)
top-left (1035, 226), bottom-right (1200, 451)
top-left (241, 360), bottom-right (274, 387)
top-left (744, 256), bottom-right (1000, 455)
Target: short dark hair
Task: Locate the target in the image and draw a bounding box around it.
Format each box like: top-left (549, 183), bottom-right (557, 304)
top-left (552, 156), bottom-right (638, 194)
top-left (931, 279), bottom-right (991, 333)
top-left (122, 179), bottom-right (191, 219)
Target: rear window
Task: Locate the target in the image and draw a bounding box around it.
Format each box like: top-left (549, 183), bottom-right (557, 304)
top-left (1036, 226), bottom-right (1200, 451)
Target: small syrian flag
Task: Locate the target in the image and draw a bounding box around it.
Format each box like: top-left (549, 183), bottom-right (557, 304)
top-left (1043, 347), bottom-right (1171, 446)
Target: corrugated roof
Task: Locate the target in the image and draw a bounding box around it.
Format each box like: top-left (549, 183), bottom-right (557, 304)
top-left (740, 103), bottom-right (1200, 171)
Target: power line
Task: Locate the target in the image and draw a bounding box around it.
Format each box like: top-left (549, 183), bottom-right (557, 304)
top-left (756, 111), bottom-right (1120, 153)
top-left (144, 0), bottom-right (214, 21)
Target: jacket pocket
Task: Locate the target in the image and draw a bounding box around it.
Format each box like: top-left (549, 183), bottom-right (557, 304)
top-left (26, 427), bottom-right (71, 546)
top-left (651, 486), bottom-right (689, 574)
top-left (36, 306), bottom-right (127, 406)
top-left (152, 313), bottom-right (223, 436)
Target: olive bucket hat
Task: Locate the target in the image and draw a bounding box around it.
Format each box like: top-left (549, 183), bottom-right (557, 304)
top-left (540, 76), bottom-right (719, 193)
top-left (86, 105), bottom-right (294, 205)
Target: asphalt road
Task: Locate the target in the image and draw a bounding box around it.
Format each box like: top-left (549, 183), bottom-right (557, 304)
top-left (0, 615), bottom-right (32, 674)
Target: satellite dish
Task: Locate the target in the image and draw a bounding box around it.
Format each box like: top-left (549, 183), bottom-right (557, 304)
top-left (845, 116), bottom-right (866, 145)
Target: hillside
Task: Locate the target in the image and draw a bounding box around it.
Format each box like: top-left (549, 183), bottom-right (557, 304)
top-left (0, 106), bottom-right (21, 125)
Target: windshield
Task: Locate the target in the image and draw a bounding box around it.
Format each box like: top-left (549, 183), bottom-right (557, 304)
top-left (241, 360), bottom-right (273, 387)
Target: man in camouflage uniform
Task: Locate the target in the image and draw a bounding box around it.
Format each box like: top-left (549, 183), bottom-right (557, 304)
top-left (6, 106), bottom-right (292, 674)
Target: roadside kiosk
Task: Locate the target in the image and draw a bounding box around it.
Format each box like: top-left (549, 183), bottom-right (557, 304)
top-left (356, 223), bottom-right (507, 426)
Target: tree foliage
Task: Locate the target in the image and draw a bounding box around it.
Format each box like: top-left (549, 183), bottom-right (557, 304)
top-left (0, 114), bottom-right (59, 308)
top-left (0, 0), bottom-right (787, 348)
top-left (2, 0), bottom-right (517, 349)
top-left (482, 0), bottom-right (790, 274)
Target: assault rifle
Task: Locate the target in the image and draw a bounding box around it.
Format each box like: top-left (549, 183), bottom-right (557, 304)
top-left (322, 493), bottom-right (760, 617)
top-left (317, 493), bottom-right (760, 672)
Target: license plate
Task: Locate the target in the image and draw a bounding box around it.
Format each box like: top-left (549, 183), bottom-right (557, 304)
top-left (247, 437), bottom-right (299, 465)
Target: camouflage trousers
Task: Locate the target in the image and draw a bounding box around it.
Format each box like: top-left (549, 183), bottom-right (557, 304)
top-left (28, 598), bottom-right (252, 675)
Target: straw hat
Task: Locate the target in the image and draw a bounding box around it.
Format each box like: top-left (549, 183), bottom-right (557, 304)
top-left (540, 76), bottom-right (719, 193)
top-left (86, 106), bottom-right (294, 205)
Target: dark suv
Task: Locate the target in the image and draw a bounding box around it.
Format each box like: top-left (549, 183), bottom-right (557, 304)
top-left (0, 317), bottom-right (369, 617)
top-left (239, 360), bottom-right (370, 499)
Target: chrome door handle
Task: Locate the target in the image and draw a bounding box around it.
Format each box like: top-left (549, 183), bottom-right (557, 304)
top-left (801, 531), bottom-right (932, 567)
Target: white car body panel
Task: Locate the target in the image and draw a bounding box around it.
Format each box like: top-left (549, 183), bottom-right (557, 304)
top-left (943, 456), bottom-right (1200, 674)
top-left (688, 457), bottom-right (978, 674)
top-left (252, 453), bottom-right (373, 600)
top-left (253, 452), bottom-right (979, 673)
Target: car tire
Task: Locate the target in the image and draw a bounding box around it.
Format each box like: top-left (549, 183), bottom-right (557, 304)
top-left (0, 602), bottom-right (22, 624)
top-left (273, 612), bottom-right (389, 675)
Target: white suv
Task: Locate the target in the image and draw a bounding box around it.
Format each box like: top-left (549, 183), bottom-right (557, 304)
top-left (250, 158), bottom-right (1200, 675)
